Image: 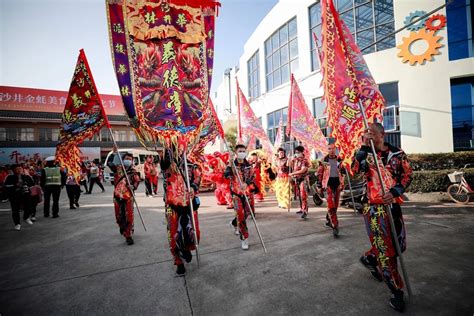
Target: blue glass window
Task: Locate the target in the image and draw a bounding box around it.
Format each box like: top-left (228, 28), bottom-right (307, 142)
top-left (446, 0), bottom-right (473, 60)
top-left (451, 77), bottom-right (474, 150)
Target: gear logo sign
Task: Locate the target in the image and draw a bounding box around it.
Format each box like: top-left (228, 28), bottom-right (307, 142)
top-left (404, 10), bottom-right (428, 31)
top-left (397, 29), bottom-right (443, 65)
top-left (398, 11), bottom-right (447, 66)
top-left (425, 14), bottom-right (447, 32)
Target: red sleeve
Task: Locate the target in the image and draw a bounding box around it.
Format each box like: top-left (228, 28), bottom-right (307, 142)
top-left (317, 164), bottom-right (324, 187)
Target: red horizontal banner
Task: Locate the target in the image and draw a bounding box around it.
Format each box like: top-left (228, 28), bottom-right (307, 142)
top-left (0, 86), bottom-right (125, 116)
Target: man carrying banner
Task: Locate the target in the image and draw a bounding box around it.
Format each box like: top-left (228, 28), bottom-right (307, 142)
top-left (224, 144), bottom-right (257, 250)
top-left (317, 142), bottom-right (345, 236)
top-left (109, 152), bottom-right (140, 245)
top-left (160, 147), bottom-right (202, 277)
top-left (289, 146), bottom-right (310, 219)
top-left (275, 148), bottom-right (290, 209)
top-left (352, 123), bottom-right (413, 312)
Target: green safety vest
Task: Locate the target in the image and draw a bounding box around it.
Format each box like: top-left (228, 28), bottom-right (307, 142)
top-left (45, 167), bottom-right (61, 186)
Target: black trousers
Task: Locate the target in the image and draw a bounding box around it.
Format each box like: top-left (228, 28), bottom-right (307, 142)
top-left (66, 185), bottom-right (81, 208)
top-left (88, 177), bottom-right (104, 193)
top-left (144, 178), bottom-right (151, 195)
top-left (10, 195), bottom-right (31, 225)
top-left (44, 185), bottom-right (61, 217)
top-left (80, 179), bottom-right (88, 192)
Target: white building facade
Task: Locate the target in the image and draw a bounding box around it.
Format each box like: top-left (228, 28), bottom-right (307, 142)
top-left (213, 0), bottom-right (474, 154)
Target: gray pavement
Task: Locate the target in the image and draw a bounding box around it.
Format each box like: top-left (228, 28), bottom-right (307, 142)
top-left (0, 183), bottom-right (473, 315)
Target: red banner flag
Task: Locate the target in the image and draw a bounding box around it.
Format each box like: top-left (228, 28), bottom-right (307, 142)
top-left (106, 0), bottom-right (220, 153)
top-left (236, 80), bottom-right (273, 154)
top-left (321, 0), bottom-right (384, 169)
top-left (287, 74), bottom-right (328, 156)
top-left (189, 99), bottom-right (224, 162)
top-left (56, 49), bottom-right (109, 181)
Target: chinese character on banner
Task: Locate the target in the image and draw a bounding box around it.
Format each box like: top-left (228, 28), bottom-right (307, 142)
top-left (106, 0), bottom-right (220, 152)
top-left (321, 0), bottom-right (384, 170)
top-left (56, 49), bottom-right (110, 182)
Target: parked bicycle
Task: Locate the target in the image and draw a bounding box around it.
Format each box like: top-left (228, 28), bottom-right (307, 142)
top-left (447, 164), bottom-right (473, 205)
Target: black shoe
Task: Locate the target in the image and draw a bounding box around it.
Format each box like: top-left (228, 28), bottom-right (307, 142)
top-left (119, 228), bottom-right (124, 235)
top-left (75, 202), bottom-right (80, 207)
top-left (325, 221), bottom-right (333, 229)
top-left (389, 290), bottom-right (405, 312)
top-left (182, 250), bottom-right (192, 263)
top-left (44, 214), bottom-right (50, 218)
top-left (101, 189), bottom-right (105, 193)
top-left (84, 192), bottom-right (91, 195)
top-left (333, 227), bottom-right (339, 237)
top-left (176, 264), bottom-right (186, 277)
top-left (296, 210), bottom-right (303, 215)
top-left (70, 206), bottom-right (76, 209)
top-left (52, 214), bottom-right (59, 218)
top-left (301, 212), bottom-right (308, 219)
top-left (126, 237), bottom-right (134, 245)
top-left (360, 256), bottom-right (383, 282)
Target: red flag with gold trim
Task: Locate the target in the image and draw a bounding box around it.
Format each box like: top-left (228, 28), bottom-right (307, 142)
top-left (56, 49), bottom-right (109, 181)
top-left (106, 0), bottom-right (220, 154)
top-left (287, 74), bottom-right (328, 156)
top-left (321, 0), bottom-right (384, 169)
top-left (189, 99), bottom-right (224, 162)
top-left (236, 80), bottom-right (273, 154)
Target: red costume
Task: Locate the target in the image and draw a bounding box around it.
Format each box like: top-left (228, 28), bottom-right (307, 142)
top-left (111, 164), bottom-right (140, 242)
top-left (252, 160), bottom-right (265, 201)
top-left (206, 152), bottom-right (232, 207)
top-left (224, 158), bottom-right (256, 240)
top-left (353, 142), bottom-right (413, 301)
top-left (160, 149), bottom-right (201, 266)
top-left (317, 155), bottom-right (345, 231)
top-left (291, 156), bottom-right (310, 215)
top-left (144, 159), bottom-right (158, 196)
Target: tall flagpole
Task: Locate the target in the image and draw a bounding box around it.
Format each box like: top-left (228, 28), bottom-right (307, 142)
top-left (287, 76), bottom-right (294, 213)
top-left (236, 80), bottom-right (242, 143)
top-left (108, 127), bottom-right (147, 231)
top-left (231, 79), bottom-right (266, 253)
top-left (344, 168), bottom-right (358, 215)
top-left (357, 100), bottom-right (412, 298)
top-left (78, 48), bottom-right (147, 231)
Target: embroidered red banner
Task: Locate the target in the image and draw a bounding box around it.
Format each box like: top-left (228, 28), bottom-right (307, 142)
top-left (56, 49), bottom-right (109, 181)
top-left (321, 0), bottom-right (384, 169)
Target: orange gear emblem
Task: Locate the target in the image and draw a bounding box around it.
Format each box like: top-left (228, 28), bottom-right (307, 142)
top-left (397, 29), bottom-right (443, 65)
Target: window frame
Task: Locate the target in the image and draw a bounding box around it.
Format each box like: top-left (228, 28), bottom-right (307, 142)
top-left (265, 17), bottom-right (299, 91)
top-left (309, 0), bottom-right (396, 71)
top-left (247, 50), bottom-right (261, 100)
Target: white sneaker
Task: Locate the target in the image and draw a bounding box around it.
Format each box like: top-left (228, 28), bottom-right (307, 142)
top-left (229, 221), bottom-right (239, 236)
top-left (31, 216), bottom-right (36, 222)
top-left (241, 238), bottom-right (249, 250)
top-left (24, 218), bottom-right (33, 225)
top-left (14, 224), bottom-right (21, 231)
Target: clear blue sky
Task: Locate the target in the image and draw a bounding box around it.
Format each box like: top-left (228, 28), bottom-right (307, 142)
top-left (0, 0), bottom-right (277, 96)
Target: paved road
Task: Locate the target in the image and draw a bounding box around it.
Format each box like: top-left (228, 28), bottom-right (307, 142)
top-left (1, 183), bottom-right (473, 315)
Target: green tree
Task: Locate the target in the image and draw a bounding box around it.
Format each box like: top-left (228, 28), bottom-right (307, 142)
top-left (224, 126), bottom-right (237, 151)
